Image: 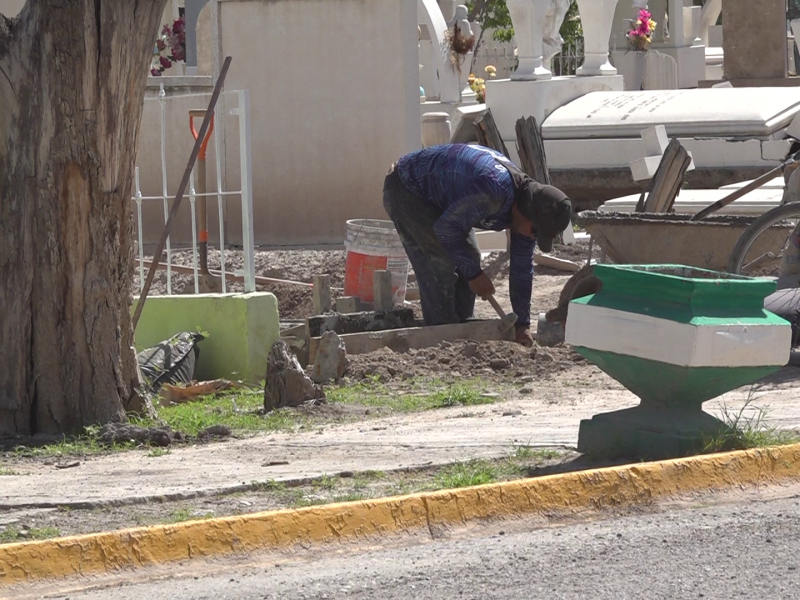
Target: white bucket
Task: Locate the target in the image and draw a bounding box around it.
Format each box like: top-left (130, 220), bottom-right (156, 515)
top-left (343, 219), bottom-right (410, 305)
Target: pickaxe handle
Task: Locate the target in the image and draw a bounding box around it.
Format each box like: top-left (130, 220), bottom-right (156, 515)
top-left (487, 294), bottom-right (506, 319)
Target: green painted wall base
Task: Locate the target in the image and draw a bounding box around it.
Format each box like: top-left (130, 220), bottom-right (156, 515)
top-left (577, 405), bottom-right (731, 460)
top-left (133, 293), bottom-right (279, 384)
top-left (575, 347), bottom-right (781, 407)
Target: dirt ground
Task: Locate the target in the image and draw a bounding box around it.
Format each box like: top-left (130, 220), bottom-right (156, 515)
top-left (133, 241), bottom-right (587, 321)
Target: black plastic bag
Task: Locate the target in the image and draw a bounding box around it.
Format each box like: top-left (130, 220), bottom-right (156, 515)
top-left (137, 332), bottom-right (204, 393)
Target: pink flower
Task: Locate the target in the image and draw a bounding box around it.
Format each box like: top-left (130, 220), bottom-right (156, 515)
top-left (156, 38), bottom-right (166, 52)
top-left (151, 68), bottom-right (162, 77)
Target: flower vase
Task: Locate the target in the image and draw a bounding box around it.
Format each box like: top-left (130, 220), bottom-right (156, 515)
top-left (614, 50), bottom-right (647, 90)
top-left (506, 0), bottom-right (552, 80)
top-left (575, 0), bottom-right (619, 76)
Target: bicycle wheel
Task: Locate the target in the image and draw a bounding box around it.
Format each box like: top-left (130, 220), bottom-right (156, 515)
top-left (727, 202), bottom-right (800, 277)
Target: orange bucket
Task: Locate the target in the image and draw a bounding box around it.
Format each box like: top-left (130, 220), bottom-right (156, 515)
top-left (343, 219), bottom-right (409, 304)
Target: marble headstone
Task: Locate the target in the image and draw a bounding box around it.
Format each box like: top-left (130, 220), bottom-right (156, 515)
top-left (542, 89), bottom-right (800, 139)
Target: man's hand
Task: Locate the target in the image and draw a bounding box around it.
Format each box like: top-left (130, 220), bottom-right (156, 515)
top-left (468, 271), bottom-right (496, 299)
top-left (515, 326), bottom-right (533, 347)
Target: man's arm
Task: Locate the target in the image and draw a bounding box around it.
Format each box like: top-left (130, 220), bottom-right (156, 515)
top-left (433, 195), bottom-right (505, 280)
top-left (508, 230), bottom-right (536, 330)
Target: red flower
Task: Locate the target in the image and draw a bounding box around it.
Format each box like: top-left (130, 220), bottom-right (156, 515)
top-left (151, 68), bottom-right (162, 77)
top-left (159, 56), bottom-right (172, 69)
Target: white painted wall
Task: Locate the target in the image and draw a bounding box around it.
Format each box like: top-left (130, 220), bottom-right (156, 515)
top-left (136, 0), bottom-right (421, 247)
top-left (218, 0), bottom-right (420, 246)
top-left (0, 0), bottom-right (25, 17)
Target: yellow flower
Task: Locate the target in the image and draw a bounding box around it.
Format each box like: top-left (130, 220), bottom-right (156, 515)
top-left (484, 65), bottom-right (497, 77)
top-left (468, 73), bottom-right (476, 84)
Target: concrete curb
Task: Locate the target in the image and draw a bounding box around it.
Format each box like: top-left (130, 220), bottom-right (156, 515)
top-left (3, 443), bottom-right (800, 586)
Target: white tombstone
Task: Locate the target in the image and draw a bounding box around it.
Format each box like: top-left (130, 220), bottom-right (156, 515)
top-left (506, 0), bottom-right (554, 80)
top-left (648, 0), bottom-right (706, 88)
top-left (642, 50), bottom-right (678, 90)
top-left (575, 0), bottom-right (620, 76)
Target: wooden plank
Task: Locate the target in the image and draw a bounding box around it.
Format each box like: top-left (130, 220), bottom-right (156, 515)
top-left (141, 261), bottom-right (314, 288)
top-left (309, 319), bottom-right (514, 364)
top-left (312, 274), bottom-right (331, 314)
top-left (373, 270), bottom-right (393, 312)
top-left (474, 109), bottom-right (511, 158)
top-left (642, 138), bottom-right (683, 212)
top-left (305, 307), bottom-right (416, 338)
top-left (514, 116), bottom-right (551, 184)
top-left (662, 153), bottom-right (694, 213)
top-left (534, 252), bottom-right (581, 272)
top-left (280, 323), bottom-right (307, 338)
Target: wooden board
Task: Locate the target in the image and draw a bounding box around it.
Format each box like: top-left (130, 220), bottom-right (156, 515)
top-left (305, 308), bottom-right (415, 338)
top-left (309, 319), bottom-right (515, 364)
top-left (515, 116), bottom-right (551, 184)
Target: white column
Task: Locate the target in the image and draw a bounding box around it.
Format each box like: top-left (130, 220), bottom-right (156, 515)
top-left (507, 0), bottom-right (552, 80)
top-left (665, 0), bottom-right (684, 47)
top-left (575, 0), bottom-right (619, 76)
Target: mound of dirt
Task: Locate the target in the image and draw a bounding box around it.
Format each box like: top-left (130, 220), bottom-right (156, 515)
top-left (344, 340), bottom-right (586, 383)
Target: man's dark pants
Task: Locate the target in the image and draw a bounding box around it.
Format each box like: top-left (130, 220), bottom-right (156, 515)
top-left (383, 170), bottom-right (480, 326)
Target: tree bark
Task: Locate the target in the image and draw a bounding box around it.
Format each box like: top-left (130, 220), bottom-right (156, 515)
top-left (0, 0), bottom-right (167, 435)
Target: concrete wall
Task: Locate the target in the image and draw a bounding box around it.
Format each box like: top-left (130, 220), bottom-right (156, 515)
top-left (0, 0), bottom-right (25, 17)
top-left (136, 0), bottom-right (421, 248)
top-left (220, 0), bottom-right (420, 246)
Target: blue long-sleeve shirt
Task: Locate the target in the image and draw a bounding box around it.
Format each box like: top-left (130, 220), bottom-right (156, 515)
top-left (396, 144), bottom-right (536, 328)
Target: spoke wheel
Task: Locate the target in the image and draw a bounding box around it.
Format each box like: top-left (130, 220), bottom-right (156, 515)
top-left (727, 202), bottom-right (800, 278)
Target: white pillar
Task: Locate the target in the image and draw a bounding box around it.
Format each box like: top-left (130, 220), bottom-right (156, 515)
top-left (507, 0), bottom-right (552, 80)
top-left (665, 0), bottom-right (684, 47)
top-left (575, 0), bottom-right (619, 76)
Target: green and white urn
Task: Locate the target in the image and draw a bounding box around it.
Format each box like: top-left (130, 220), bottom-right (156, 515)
top-left (565, 264), bottom-right (791, 459)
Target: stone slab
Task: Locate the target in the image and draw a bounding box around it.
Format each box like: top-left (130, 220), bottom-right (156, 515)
top-left (544, 137), bottom-right (773, 170)
top-left (485, 75), bottom-right (624, 141)
top-left (542, 89), bottom-right (800, 139)
top-left (723, 0), bottom-right (787, 81)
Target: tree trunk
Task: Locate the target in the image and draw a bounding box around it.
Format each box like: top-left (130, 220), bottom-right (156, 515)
top-left (0, 0), bottom-right (167, 435)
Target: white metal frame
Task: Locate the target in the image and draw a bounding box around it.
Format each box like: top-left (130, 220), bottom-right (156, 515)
top-left (132, 86), bottom-right (255, 294)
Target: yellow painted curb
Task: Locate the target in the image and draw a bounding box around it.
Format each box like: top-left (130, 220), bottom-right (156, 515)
top-left (3, 443), bottom-right (800, 586)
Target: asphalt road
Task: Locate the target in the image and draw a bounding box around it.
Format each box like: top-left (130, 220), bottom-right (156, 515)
top-left (25, 488), bottom-right (800, 600)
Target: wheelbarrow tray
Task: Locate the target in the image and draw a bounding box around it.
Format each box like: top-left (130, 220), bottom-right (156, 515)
top-left (576, 211), bottom-right (774, 271)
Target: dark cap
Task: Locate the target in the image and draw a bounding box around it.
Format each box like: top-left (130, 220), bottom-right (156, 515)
top-left (515, 180), bottom-right (572, 253)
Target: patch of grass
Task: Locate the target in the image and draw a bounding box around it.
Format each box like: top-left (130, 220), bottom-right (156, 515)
top-left (147, 447), bottom-right (170, 458)
top-left (0, 526), bottom-right (61, 543)
top-left (0, 467), bottom-right (19, 476)
top-left (435, 459), bottom-right (498, 489)
top-left (291, 491), bottom-right (370, 509)
top-left (133, 390), bottom-right (308, 437)
top-left (167, 508), bottom-right (215, 524)
top-left (328, 378), bottom-right (498, 413)
top-left (513, 446), bottom-right (562, 461)
top-left (704, 396), bottom-right (800, 453)
top-left (251, 479), bottom-right (287, 492)
top-left (314, 474), bottom-right (339, 491)
top-left (12, 432), bottom-right (135, 459)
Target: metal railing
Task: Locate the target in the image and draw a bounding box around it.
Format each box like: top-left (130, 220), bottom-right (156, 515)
top-left (132, 85), bottom-right (255, 295)
top-left (550, 41), bottom-right (584, 77)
